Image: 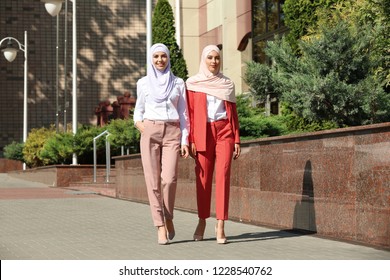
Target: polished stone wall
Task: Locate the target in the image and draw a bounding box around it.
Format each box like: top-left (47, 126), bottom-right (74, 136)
top-left (115, 122), bottom-right (390, 248)
top-left (0, 159), bottom-right (23, 173)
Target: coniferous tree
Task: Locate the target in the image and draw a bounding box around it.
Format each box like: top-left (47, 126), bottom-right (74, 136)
top-left (278, 21), bottom-right (377, 126)
top-left (152, 0), bottom-right (188, 80)
top-left (245, 21), bottom-right (390, 127)
top-left (283, 0), bottom-right (340, 54)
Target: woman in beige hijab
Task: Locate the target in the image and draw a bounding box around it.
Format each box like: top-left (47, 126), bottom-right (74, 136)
top-left (186, 45), bottom-right (241, 244)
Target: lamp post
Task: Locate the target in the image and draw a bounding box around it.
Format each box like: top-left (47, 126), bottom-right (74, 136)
top-left (42, 0), bottom-right (78, 165)
top-left (0, 31), bottom-right (28, 170)
top-left (146, 0), bottom-right (152, 67)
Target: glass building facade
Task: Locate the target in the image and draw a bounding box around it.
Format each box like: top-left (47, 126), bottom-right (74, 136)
top-left (251, 0), bottom-right (287, 114)
top-left (252, 0), bottom-right (287, 63)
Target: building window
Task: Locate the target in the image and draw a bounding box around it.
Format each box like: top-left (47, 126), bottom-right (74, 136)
top-left (252, 0), bottom-right (286, 63)
top-left (251, 0), bottom-right (287, 115)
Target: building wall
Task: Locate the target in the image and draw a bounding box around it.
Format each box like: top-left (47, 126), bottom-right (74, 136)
top-left (0, 0), bottom-right (151, 155)
top-left (171, 0), bottom-right (252, 93)
top-left (1, 0), bottom-right (250, 155)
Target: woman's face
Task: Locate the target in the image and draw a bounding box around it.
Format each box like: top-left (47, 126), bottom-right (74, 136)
top-left (205, 50), bottom-right (220, 74)
top-left (152, 51), bottom-right (169, 71)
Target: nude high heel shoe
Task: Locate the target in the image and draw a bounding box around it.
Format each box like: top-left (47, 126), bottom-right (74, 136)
top-left (158, 226), bottom-right (169, 245)
top-left (215, 224), bottom-right (227, 244)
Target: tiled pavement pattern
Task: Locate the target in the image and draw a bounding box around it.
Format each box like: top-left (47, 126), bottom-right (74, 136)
top-left (1, 173), bottom-right (389, 260)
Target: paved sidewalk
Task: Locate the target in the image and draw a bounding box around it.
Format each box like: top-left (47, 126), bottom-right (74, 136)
top-left (0, 173), bottom-right (389, 260)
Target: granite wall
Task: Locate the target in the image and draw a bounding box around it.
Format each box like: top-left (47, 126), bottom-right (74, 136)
top-left (0, 159), bottom-right (23, 173)
top-left (114, 122), bottom-right (390, 249)
top-left (8, 165), bottom-right (99, 187)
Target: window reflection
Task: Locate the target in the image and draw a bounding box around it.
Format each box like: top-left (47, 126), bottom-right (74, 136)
top-left (253, 0), bottom-right (266, 35)
top-left (252, 0), bottom-right (286, 63)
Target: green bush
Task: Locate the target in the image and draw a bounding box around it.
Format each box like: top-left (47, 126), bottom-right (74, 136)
top-left (236, 94), bottom-right (264, 118)
top-left (239, 115), bottom-right (288, 140)
top-left (18, 117), bottom-right (143, 167)
top-left (73, 125), bottom-right (106, 164)
top-left (3, 141), bottom-right (24, 161)
top-left (105, 119), bottom-right (140, 155)
top-left (281, 105), bottom-right (339, 133)
top-left (39, 132), bottom-right (74, 165)
top-left (72, 119), bottom-right (141, 164)
top-left (23, 127), bottom-right (56, 168)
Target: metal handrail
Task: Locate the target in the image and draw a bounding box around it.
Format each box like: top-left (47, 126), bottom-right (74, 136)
top-left (93, 130), bottom-right (111, 183)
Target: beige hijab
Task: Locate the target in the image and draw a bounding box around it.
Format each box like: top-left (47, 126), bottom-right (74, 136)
top-left (186, 45), bottom-right (236, 103)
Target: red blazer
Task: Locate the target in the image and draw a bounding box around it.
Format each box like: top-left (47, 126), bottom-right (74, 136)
top-left (187, 90), bottom-right (240, 152)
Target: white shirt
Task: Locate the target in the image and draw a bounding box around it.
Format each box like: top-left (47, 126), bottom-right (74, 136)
top-left (133, 76), bottom-right (189, 145)
top-left (207, 94), bottom-right (227, 122)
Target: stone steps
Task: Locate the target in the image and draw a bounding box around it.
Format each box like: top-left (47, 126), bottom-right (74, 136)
top-left (67, 168), bottom-right (116, 197)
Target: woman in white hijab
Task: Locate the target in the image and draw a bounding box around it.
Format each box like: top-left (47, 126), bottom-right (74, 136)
top-left (134, 43), bottom-right (190, 245)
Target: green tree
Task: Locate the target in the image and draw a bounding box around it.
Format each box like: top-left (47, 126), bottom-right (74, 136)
top-left (314, 0), bottom-right (390, 90)
top-left (283, 0), bottom-right (340, 53)
top-left (152, 0), bottom-right (188, 79)
top-left (244, 61), bottom-right (278, 103)
top-left (266, 21), bottom-right (390, 126)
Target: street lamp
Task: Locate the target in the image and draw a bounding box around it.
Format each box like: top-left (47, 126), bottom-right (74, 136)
top-left (42, 0), bottom-right (61, 133)
top-left (42, 0), bottom-right (63, 17)
top-left (43, 0), bottom-right (78, 165)
top-left (146, 0), bottom-right (152, 67)
top-left (0, 31), bottom-right (28, 170)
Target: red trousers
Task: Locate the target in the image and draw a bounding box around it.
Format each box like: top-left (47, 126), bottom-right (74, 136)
top-left (195, 119), bottom-right (234, 220)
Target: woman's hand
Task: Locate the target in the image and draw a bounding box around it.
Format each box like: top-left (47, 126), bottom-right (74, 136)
top-left (233, 143), bottom-right (241, 160)
top-left (181, 145), bottom-right (190, 158)
top-left (135, 121), bottom-right (145, 133)
top-left (189, 143), bottom-right (197, 158)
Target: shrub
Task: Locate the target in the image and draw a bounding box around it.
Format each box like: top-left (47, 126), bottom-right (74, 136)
top-left (39, 132), bottom-right (74, 165)
top-left (23, 127), bottom-right (56, 168)
top-left (236, 94), bottom-right (264, 118)
top-left (281, 105), bottom-right (339, 133)
top-left (239, 115), bottom-right (288, 140)
top-left (105, 119), bottom-right (140, 155)
top-left (3, 141), bottom-right (24, 161)
top-left (73, 125), bottom-right (106, 164)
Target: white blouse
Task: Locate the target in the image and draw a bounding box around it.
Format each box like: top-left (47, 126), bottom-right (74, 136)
top-left (206, 94), bottom-right (227, 122)
top-left (133, 76), bottom-right (189, 145)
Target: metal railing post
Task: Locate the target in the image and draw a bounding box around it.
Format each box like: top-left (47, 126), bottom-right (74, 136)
top-left (93, 130), bottom-right (111, 183)
top-left (93, 137), bottom-right (97, 182)
top-left (105, 133), bottom-right (111, 183)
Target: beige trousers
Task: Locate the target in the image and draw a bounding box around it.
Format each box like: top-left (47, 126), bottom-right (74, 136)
top-left (140, 119), bottom-right (181, 227)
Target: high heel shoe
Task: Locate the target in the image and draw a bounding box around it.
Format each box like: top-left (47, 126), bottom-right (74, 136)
top-left (158, 226), bottom-right (169, 245)
top-left (193, 219), bottom-right (206, 241)
top-left (193, 233), bottom-right (204, 241)
top-left (165, 219), bottom-right (175, 240)
top-left (215, 225), bottom-right (227, 244)
top-left (158, 239), bottom-right (169, 245)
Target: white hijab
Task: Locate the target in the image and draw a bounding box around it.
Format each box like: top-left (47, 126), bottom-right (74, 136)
top-left (147, 43), bottom-right (176, 103)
